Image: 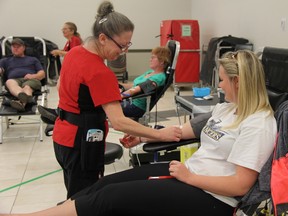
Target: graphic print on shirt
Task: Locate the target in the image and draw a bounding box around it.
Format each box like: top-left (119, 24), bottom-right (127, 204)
top-left (202, 119), bottom-right (225, 141)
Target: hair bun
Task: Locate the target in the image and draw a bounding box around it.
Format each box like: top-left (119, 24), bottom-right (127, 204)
top-left (97, 1), bottom-right (115, 19)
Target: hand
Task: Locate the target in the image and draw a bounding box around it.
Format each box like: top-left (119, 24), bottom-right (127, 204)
top-left (119, 134), bottom-right (140, 148)
top-left (121, 91), bottom-right (131, 99)
top-left (50, 50), bottom-right (59, 57)
top-left (158, 126), bottom-right (182, 142)
top-left (24, 74), bottom-right (35, 80)
top-left (169, 160), bottom-right (192, 183)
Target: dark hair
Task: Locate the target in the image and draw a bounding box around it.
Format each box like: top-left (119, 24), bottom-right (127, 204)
top-left (92, 1), bottom-right (134, 38)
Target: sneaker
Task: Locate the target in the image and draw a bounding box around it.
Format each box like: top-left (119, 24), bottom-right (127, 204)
top-left (10, 100), bottom-right (25, 112)
top-left (38, 105), bottom-right (58, 124)
top-left (18, 92), bottom-right (33, 104)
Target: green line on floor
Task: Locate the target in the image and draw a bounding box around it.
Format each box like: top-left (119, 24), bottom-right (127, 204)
top-left (1, 131), bottom-right (123, 194)
top-left (110, 130), bottom-right (124, 135)
top-left (0, 168), bottom-right (62, 193)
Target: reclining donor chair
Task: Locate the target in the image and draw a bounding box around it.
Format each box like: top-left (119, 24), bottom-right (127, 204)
top-left (0, 36), bottom-right (49, 144)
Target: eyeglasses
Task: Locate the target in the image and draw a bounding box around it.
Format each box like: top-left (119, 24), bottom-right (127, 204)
top-left (105, 33), bottom-right (132, 52)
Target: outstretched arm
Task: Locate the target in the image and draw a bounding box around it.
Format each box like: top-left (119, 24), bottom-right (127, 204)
top-left (103, 101), bottom-right (182, 142)
top-left (120, 112), bottom-right (211, 148)
top-left (50, 49), bottom-right (67, 57)
top-left (120, 85), bottom-right (141, 98)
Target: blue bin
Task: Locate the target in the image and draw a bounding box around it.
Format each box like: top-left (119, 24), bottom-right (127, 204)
top-left (193, 87), bottom-right (211, 97)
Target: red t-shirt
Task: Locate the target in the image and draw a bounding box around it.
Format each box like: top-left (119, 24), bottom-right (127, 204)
top-left (63, 35), bottom-right (82, 51)
top-left (53, 46), bottom-right (121, 147)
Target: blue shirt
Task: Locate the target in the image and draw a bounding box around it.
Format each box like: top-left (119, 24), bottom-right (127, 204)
top-left (0, 56), bottom-right (43, 79)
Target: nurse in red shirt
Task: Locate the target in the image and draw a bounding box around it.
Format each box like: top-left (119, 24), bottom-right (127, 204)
top-left (52, 2), bottom-right (182, 199)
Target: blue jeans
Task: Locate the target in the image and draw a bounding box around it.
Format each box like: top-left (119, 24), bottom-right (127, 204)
top-left (121, 102), bottom-right (145, 118)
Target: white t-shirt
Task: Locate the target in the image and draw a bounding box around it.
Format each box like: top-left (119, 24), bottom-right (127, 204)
top-left (185, 103), bottom-right (277, 207)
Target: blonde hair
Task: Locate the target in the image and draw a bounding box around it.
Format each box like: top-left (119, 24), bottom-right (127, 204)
top-left (219, 50), bottom-right (273, 127)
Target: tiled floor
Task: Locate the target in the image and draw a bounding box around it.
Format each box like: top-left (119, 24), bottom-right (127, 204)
top-left (0, 83), bottom-right (192, 213)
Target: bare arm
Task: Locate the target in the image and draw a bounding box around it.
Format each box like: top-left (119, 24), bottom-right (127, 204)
top-left (121, 85), bottom-right (141, 98)
top-left (119, 115), bottom-right (197, 148)
top-left (102, 101), bottom-right (182, 142)
top-left (139, 121), bottom-right (196, 143)
top-left (24, 70), bottom-right (45, 80)
top-left (51, 49), bottom-right (67, 57)
top-left (57, 76), bottom-right (61, 91)
top-left (169, 161), bottom-right (258, 197)
top-left (118, 82), bottom-right (133, 90)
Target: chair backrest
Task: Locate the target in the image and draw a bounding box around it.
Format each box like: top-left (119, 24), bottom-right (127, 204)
top-left (148, 40), bottom-right (180, 110)
top-left (107, 54), bottom-right (127, 73)
top-left (1, 36), bottom-right (48, 86)
top-left (261, 47), bottom-right (288, 111)
top-left (238, 99), bottom-right (288, 216)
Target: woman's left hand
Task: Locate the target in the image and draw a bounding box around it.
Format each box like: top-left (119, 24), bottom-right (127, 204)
top-left (169, 160), bottom-right (192, 183)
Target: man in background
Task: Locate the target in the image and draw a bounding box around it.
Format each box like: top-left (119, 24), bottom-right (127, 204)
top-left (0, 38), bottom-right (45, 111)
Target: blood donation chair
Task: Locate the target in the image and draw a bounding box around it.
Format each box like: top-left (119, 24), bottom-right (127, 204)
top-left (126, 40), bottom-right (180, 166)
top-left (0, 36), bottom-right (49, 144)
top-left (107, 54), bottom-right (128, 83)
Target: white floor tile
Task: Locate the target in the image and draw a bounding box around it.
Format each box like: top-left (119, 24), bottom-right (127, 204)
top-left (0, 84), bottom-right (193, 213)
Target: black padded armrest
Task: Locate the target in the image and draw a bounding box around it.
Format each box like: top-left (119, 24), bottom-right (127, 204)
top-left (143, 138), bottom-right (200, 153)
top-left (122, 91), bottom-right (155, 100)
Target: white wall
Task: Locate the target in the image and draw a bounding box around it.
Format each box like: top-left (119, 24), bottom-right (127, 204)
top-left (190, 0), bottom-right (288, 51)
top-left (0, 0), bottom-right (192, 77)
top-left (3, 0), bottom-right (287, 78)
top-left (0, 0), bottom-right (191, 49)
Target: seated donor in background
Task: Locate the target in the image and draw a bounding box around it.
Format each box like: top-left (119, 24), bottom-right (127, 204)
top-left (0, 38), bottom-right (45, 111)
top-left (119, 45), bottom-right (171, 118)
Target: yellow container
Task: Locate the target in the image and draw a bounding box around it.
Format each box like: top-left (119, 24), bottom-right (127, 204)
top-left (180, 143), bottom-right (199, 163)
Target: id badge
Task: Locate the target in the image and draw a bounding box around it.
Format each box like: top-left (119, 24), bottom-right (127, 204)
top-left (86, 129), bottom-right (104, 142)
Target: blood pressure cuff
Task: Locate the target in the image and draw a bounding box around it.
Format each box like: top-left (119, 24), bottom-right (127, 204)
top-left (190, 112), bottom-right (212, 138)
top-left (139, 79), bottom-right (157, 94)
